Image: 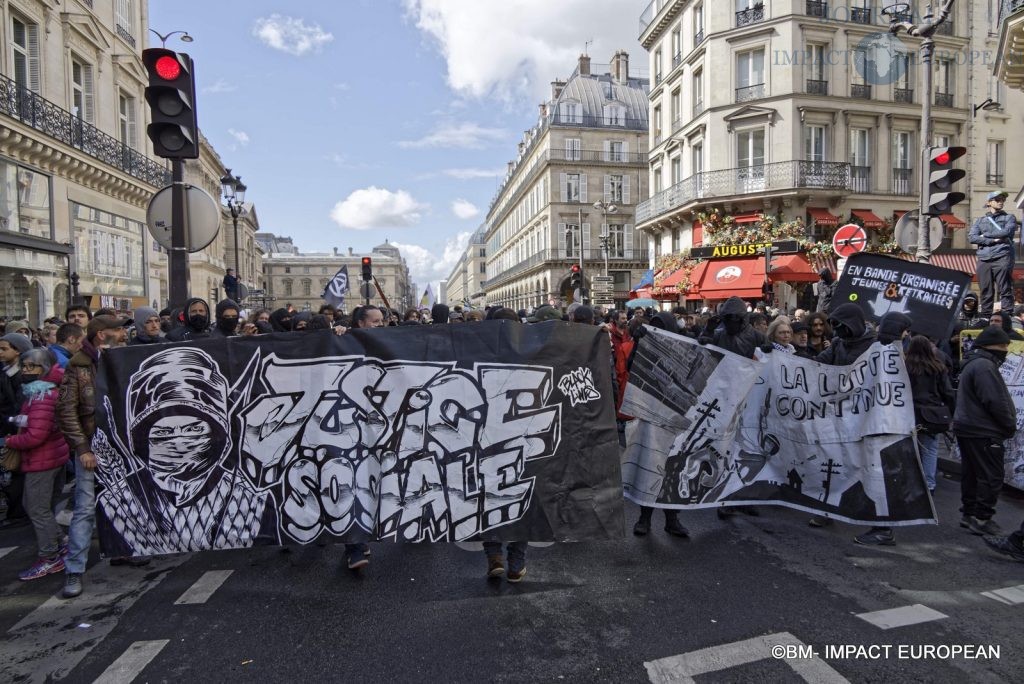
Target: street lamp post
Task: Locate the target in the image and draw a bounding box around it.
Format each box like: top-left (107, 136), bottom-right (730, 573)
top-left (593, 200), bottom-right (618, 277)
top-left (220, 169), bottom-right (248, 298)
top-left (884, 0), bottom-right (955, 263)
top-left (148, 29), bottom-right (193, 48)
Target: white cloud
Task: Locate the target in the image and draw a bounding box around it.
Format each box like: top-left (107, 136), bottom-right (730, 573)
top-left (334, 82), bottom-right (351, 91)
top-left (451, 199), bottom-right (479, 220)
top-left (398, 122), bottom-right (507, 149)
top-left (203, 79), bottom-right (237, 94)
top-left (405, 0), bottom-right (643, 102)
top-left (330, 186), bottom-right (427, 230)
top-left (253, 15), bottom-right (333, 56)
top-left (227, 128), bottom-right (250, 146)
top-left (391, 231), bottom-right (472, 293)
top-left (442, 167), bottom-right (504, 180)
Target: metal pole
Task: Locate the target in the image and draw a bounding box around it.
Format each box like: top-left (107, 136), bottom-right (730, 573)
top-left (917, 4), bottom-right (936, 264)
top-left (231, 207), bottom-right (241, 288)
top-left (169, 158), bottom-right (190, 308)
top-left (578, 207), bottom-right (586, 304)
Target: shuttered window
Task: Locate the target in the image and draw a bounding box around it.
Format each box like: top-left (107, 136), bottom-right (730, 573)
top-left (11, 17), bottom-right (40, 93)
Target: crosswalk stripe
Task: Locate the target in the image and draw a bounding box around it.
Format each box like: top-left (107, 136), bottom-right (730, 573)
top-left (855, 604), bottom-right (948, 630)
top-left (0, 546), bottom-right (16, 560)
top-left (174, 569), bottom-right (233, 605)
top-left (981, 585), bottom-right (1024, 606)
top-left (0, 556), bottom-right (186, 681)
top-left (93, 639), bottom-right (169, 684)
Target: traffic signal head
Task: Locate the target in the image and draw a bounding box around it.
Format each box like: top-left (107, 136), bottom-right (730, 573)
top-left (361, 257), bottom-right (372, 281)
top-left (569, 263), bottom-right (582, 289)
top-left (143, 49), bottom-right (198, 159)
top-left (927, 146), bottom-right (967, 214)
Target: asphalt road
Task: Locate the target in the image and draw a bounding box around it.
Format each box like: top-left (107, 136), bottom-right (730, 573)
top-left (0, 473), bottom-right (1022, 683)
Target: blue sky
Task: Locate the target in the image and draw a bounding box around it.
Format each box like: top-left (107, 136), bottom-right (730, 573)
top-left (148, 0), bottom-right (642, 289)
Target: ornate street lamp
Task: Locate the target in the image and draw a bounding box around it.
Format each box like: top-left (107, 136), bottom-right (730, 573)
top-left (148, 29), bottom-right (194, 48)
top-left (220, 169), bottom-right (248, 298)
top-left (593, 200), bottom-right (618, 277)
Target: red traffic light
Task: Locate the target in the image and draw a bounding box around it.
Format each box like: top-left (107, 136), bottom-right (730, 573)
top-left (154, 55), bottom-right (181, 81)
top-left (570, 264), bottom-right (580, 273)
top-left (361, 257), bottom-right (372, 266)
top-left (934, 151), bottom-right (950, 165)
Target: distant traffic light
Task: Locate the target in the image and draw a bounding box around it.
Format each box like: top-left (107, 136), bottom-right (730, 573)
top-left (361, 256), bottom-right (373, 282)
top-left (569, 263), bottom-right (582, 290)
top-left (143, 48), bottom-right (198, 159)
top-left (926, 146), bottom-right (967, 215)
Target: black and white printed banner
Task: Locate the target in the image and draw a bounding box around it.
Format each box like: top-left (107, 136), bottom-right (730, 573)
top-left (830, 253), bottom-right (971, 341)
top-left (93, 322), bottom-right (623, 556)
top-left (622, 328), bottom-right (936, 525)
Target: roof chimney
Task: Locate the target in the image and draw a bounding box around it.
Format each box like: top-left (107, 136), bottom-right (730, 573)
top-left (333, 247), bottom-right (338, 256)
top-left (348, 247), bottom-right (353, 256)
top-left (551, 80), bottom-right (566, 100)
top-left (578, 54), bottom-right (591, 77)
top-left (539, 103), bottom-right (548, 119)
top-left (612, 50), bottom-right (629, 85)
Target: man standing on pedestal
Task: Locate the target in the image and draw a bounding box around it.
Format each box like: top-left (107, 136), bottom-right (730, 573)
top-left (969, 191), bottom-right (1018, 321)
top-left (222, 268), bottom-right (239, 303)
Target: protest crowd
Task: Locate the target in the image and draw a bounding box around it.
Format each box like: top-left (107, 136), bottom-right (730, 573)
top-left (1, 276), bottom-right (1023, 601)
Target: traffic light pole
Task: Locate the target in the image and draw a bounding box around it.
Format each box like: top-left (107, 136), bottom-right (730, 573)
top-left (888, 0), bottom-right (955, 263)
top-left (169, 158), bottom-right (190, 308)
top-left (577, 207), bottom-right (587, 305)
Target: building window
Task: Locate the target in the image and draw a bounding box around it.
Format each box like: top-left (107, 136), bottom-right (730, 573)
top-left (670, 89), bottom-right (681, 128)
top-left (893, 131), bottom-right (913, 195)
top-left (565, 137), bottom-right (581, 161)
top-left (735, 48), bottom-right (765, 102)
top-left (560, 101), bottom-right (582, 124)
top-left (115, 0), bottom-right (136, 47)
top-left (737, 128), bottom-right (766, 191)
top-left (654, 48), bottom-right (663, 84)
top-left (692, 142), bottom-right (704, 174)
top-left (302, 279), bottom-right (312, 296)
top-left (652, 165), bottom-right (663, 194)
top-left (693, 68), bottom-right (704, 114)
top-left (694, 4), bottom-right (705, 42)
top-left (479, 247), bottom-right (486, 257)
top-left (608, 140), bottom-right (625, 162)
top-left (671, 156), bottom-right (682, 184)
top-left (0, 160), bottom-right (52, 238)
top-left (303, 266), bottom-right (310, 274)
top-left (653, 105), bottom-right (663, 142)
top-left (935, 58), bottom-right (954, 106)
top-left (806, 43), bottom-right (827, 94)
top-left (894, 53), bottom-right (913, 102)
top-left (671, 227), bottom-right (681, 252)
top-left (566, 173), bottom-right (581, 202)
top-left (607, 224), bottom-right (626, 258)
top-left (804, 125), bottom-right (826, 162)
top-left (71, 58), bottom-right (95, 123)
top-left (564, 223), bottom-right (581, 258)
top-left (283, 279), bottom-right (293, 296)
top-left (603, 105), bottom-right (626, 126)
top-left (118, 92), bottom-right (136, 148)
top-left (70, 201), bottom-right (146, 297)
top-left (850, 128), bottom-right (870, 193)
top-left (284, 266), bottom-right (291, 274)
top-left (11, 16), bottom-right (40, 93)
top-left (608, 174), bottom-right (624, 203)
top-left (987, 141), bottom-right (1005, 185)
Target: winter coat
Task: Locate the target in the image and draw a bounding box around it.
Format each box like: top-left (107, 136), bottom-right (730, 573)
top-left (57, 342), bottom-right (99, 458)
top-left (609, 326), bottom-right (634, 419)
top-left (953, 348), bottom-right (1017, 440)
top-left (165, 297), bottom-right (211, 342)
top-left (48, 344), bottom-right (72, 368)
top-left (909, 367), bottom-right (956, 430)
top-left (969, 210), bottom-right (1018, 262)
top-left (711, 297), bottom-right (766, 359)
top-left (130, 332), bottom-right (163, 345)
top-left (815, 303), bottom-right (876, 366)
top-left (6, 365), bottom-right (70, 472)
top-left (0, 365), bottom-right (21, 438)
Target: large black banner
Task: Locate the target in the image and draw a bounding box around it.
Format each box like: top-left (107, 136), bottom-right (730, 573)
top-left (830, 253), bottom-right (971, 341)
top-left (93, 322), bottom-right (623, 556)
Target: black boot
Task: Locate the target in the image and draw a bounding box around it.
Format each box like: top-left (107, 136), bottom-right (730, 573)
top-left (633, 507), bottom-right (653, 536)
top-left (663, 511), bottom-right (689, 538)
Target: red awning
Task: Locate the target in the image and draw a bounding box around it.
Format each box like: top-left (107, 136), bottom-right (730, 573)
top-left (851, 209), bottom-right (885, 228)
top-left (659, 268), bottom-right (688, 289)
top-left (930, 253), bottom-right (975, 275)
top-left (940, 213), bottom-right (966, 229)
top-left (693, 257), bottom-right (766, 299)
top-left (732, 212), bottom-right (762, 224)
top-left (768, 254), bottom-right (821, 283)
top-left (684, 261), bottom-right (709, 300)
top-left (894, 210), bottom-right (909, 219)
top-left (807, 207), bottom-right (840, 226)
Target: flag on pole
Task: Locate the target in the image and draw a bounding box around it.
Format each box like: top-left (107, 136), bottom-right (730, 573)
top-left (635, 269), bottom-right (655, 290)
top-left (418, 284), bottom-right (435, 310)
top-left (321, 265), bottom-right (350, 307)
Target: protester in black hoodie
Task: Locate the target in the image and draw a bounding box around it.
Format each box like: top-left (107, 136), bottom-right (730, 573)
top-left (431, 304), bottom-right (449, 325)
top-left (269, 308), bottom-right (293, 332)
top-left (816, 303), bottom-right (875, 365)
top-left (209, 299), bottom-right (240, 338)
top-left (816, 268), bottom-right (837, 312)
top-left (165, 298), bottom-right (211, 342)
top-left (706, 296), bottom-right (766, 359)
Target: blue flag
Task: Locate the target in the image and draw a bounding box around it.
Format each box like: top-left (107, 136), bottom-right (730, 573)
top-left (321, 265), bottom-right (350, 307)
top-left (635, 268), bottom-right (655, 290)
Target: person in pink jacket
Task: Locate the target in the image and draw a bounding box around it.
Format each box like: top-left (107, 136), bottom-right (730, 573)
top-left (6, 348), bottom-right (69, 581)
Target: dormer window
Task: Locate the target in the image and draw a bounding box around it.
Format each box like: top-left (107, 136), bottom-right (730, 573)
top-left (560, 101), bottom-right (582, 124)
top-left (604, 104), bottom-right (626, 126)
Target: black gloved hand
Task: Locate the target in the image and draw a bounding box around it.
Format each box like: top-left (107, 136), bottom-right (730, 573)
top-left (632, 326), bottom-right (648, 340)
top-left (760, 343), bottom-right (774, 354)
top-left (698, 336), bottom-right (712, 346)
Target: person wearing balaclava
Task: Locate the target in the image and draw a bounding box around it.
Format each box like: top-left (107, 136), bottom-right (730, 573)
top-left (958, 292), bottom-right (987, 329)
top-left (269, 308), bottom-right (293, 332)
top-left (291, 311), bottom-right (312, 331)
top-left (816, 268), bottom-right (836, 313)
top-left (954, 325), bottom-right (1016, 538)
top-left (706, 296), bottom-right (767, 359)
top-left (876, 312), bottom-right (913, 348)
top-left (165, 298), bottom-right (211, 342)
top-left (430, 303), bottom-right (449, 325)
top-left (209, 299), bottom-right (241, 338)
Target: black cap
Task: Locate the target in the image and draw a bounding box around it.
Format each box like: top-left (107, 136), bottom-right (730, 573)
top-left (975, 326), bottom-right (1011, 347)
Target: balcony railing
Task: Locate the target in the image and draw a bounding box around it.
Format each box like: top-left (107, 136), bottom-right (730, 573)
top-left (637, 160), bottom-right (851, 224)
top-left (115, 24), bottom-right (136, 48)
top-left (807, 1), bottom-right (828, 18)
top-left (895, 87), bottom-right (914, 103)
top-left (851, 83), bottom-right (872, 99)
top-left (806, 79), bottom-right (828, 95)
top-left (654, 71), bottom-right (663, 86)
top-left (1001, 0), bottom-right (1024, 21)
top-left (694, 29), bottom-right (705, 45)
top-left (548, 111), bottom-right (648, 131)
top-left (672, 52), bottom-right (682, 69)
top-left (737, 5), bottom-right (765, 27)
top-left (935, 91), bottom-right (954, 107)
top-left (851, 166), bottom-right (871, 193)
top-left (0, 74), bottom-right (169, 187)
top-left (892, 168), bottom-right (913, 196)
top-left (851, 7), bottom-right (871, 24)
top-left (987, 173), bottom-right (1005, 185)
top-left (736, 83), bottom-right (765, 103)
top-left (486, 250), bottom-right (649, 289)
top-left (548, 148), bottom-right (647, 164)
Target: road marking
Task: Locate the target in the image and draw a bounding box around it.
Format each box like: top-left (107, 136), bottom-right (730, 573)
top-left (0, 555), bottom-right (186, 681)
top-left (981, 585), bottom-right (1024, 606)
top-left (855, 604), bottom-right (948, 630)
top-left (645, 631), bottom-right (849, 684)
top-left (93, 639), bottom-right (169, 684)
top-left (0, 546), bottom-right (16, 560)
top-left (174, 569), bottom-right (233, 605)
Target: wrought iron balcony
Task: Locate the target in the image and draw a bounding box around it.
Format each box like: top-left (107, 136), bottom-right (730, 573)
top-left (548, 110), bottom-right (648, 131)
top-left (806, 79), bottom-right (828, 95)
top-left (935, 91), bottom-right (954, 107)
top-left (851, 7), bottom-right (871, 24)
top-left (672, 52), bottom-right (682, 69)
top-left (693, 100), bottom-right (704, 116)
top-left (895, 88), bottom-right (914, 103)
top-left (548, 148), bottom-right (647, 164)
top-left (637, 160), bottom-right (851, 224)
top-left (736, 83), bottom-right (765, 103)
top-left (654, 71), bottom-right (663, 86)
top-left (0, 74), bottom-right (169, 187)
top-left (115, 24), bottom-right (136, 48)
top-left (850, 166), bottom-right (871, 193)
top-left (987, 173), bottom-right (1005, 185)
top-left (806, 1), bottom-right (828, 18)
top-left (694, 29), bottom-right (705, 45)
top-left (851, 83), bottom-right (872, 99)
top-left (737, 5), bottom-right (765, 28)
top-left (892, 168), bottom-right (913, 196)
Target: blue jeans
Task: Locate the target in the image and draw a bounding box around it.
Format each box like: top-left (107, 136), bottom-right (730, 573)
top-left (65, 467), bottom-right (95, 575)
top-left (483, 542), bottom-right (527, 572)
top-left (917, 432), bottom-right (938, 492)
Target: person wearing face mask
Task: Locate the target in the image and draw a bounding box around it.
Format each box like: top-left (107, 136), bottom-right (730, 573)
top-left (291, 311), bottom-right (312, 331)
top-left (958, 292), bottom-right (987, 329)
top-left (875, 311), bottom-right (913, 348)
top-left (269, 308), bottom-right (293, 332)
top-left (4, 348), bottom-right (69, 580)
top-left (165, 298), bottom-right (212, 342)
top-left (209, 300), bottom-right (241, 338)
top-left (130, 307), bottom-right (164, 345)
top-left (706, 296), bottom-right (767, 359)
top-left (58, 315), bottom-right (148, 599)
top-left (953, 325), bottom-right (1016, 537)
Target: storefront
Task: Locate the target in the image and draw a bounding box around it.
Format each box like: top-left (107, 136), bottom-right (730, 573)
top-left (683, 252), bottom-right (820, 308)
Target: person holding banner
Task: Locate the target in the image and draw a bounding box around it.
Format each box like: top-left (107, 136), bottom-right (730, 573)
top-left (953, 326), bottom-right (1016, 537)
top-left (969, 191), bottom-right (1018, 322)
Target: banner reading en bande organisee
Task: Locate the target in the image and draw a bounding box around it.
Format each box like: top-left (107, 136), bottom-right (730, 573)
top-left (622, 328), bottom-right (936, 525)
top-left (830, 252), bottom-right (971, 341)
top-left (92, 322), bottom-right (624, 557)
